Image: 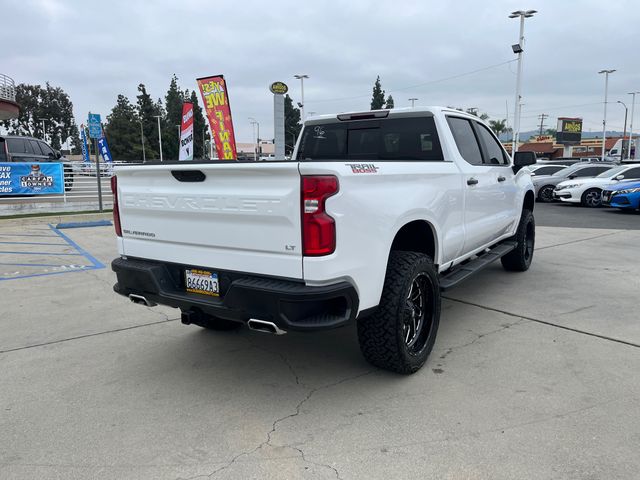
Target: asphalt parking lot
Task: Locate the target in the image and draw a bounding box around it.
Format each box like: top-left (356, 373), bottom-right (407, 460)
top-left (1, 204), bottom-right (639, 480)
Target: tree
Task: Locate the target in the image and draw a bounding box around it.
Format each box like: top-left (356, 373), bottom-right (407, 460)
top-left (1, 82), bottom-right (78, 150)
top-left (466, 108), bottom-right (489, 121)
top-left (136, 84), bottom-right (160, 160)
top-left (370, 76), bottom-right (385, 110)
top-left (489, 119), bottom-right (508, 137)
top-left (105, 94), bottom-right (143, 161)
top-left (384, 95), bottom-right (395, 109)
top-left (544, 128), bottom-right (557, 136)
top-left (284, 94), bottom-right (301, 155)
top-left (163, 74), bottom-right (184, 160)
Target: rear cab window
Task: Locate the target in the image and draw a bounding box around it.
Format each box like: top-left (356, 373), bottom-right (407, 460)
top-left (296, 116), bottom-right (443, 161)
top-left (6, 138), bottom-right (28, 154)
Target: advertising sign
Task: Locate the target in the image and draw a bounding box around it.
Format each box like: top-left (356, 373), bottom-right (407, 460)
top-left (270, 81), bottom-right (288, 95)
top-left (196, 75), bottom-right (237, 160)
top-left (98, 137), bottom-right (113, 163)
top-left (556, 117), bottom-right (583, 145)
top-left (88, 113), bottom-right (103, 139)
top-left (80, 125), bottom-right (90, 163)
top-left (179, 102), bottom-right (194, 161)
top-left (0, 162), bottom-right (64, 195)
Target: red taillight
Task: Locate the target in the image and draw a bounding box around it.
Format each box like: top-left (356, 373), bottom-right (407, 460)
top-left (301, 175), bottom-right (338, 256)
top-left (110, 175), bottom-right (122, 237)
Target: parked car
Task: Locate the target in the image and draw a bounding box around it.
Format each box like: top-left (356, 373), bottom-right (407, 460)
top-left (554, 164), bottom-right (640, 207)
top-left (111, 106), bottom-right (537, 374)
top-left (0, 134), bottom-right (74, 191)
top-left (527, 164), bottom-right (567, 176)
top-left (533, 162), bottom-right (615, 202)
top-left (602, 180), bottom-right (640, 211)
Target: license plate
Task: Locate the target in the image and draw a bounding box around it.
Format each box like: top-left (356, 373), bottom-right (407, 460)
top-left (185, 269), bottom-right (219, 296)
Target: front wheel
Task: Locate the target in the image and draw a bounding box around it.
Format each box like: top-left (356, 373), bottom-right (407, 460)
top-left (357, 251), bottom-right (441, 374)
top-left (501, 209), bottom-right (535, 272)
top-left (581, 188), bottom-right (602, 208)
top-left (538, 185), bottom-right (555, 203)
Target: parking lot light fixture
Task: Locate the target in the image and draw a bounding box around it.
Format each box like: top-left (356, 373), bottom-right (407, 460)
top-left (628, 92), bottom-right (640, 161)
top-left (617, 101), bottom-right (628, 160)
top-left (154, 115), bottom-right (163, 162)
top-left (598, 69), bottom-right (616, 162)
top-left (294, 74), bottom-right (309, 121)
top-left (409, 98), bottom-right (418, 108)
top-left (509, 9), bottom-right (537, 155)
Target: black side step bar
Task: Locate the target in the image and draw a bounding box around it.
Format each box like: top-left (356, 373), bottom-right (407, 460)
top-left (439, 241), bottom-right (517, 291)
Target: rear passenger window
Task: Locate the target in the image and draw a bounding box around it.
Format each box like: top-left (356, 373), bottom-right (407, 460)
top-left (447, 117), bottom-right (483, 166)
top-left (6, 138), bottom-right (27, 154)
top-left (575, 167), bottom-right (607, 177)
top-left (475, 123), bottom-right (509, 165)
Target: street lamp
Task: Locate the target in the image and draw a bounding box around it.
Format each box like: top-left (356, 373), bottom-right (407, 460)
top-left (153, 115), bottom-right (163, 162)
top-left (616, 101), bottom-right (628, 160)
top-left (138, 119), bottom-right (146, 163)
top-left (409, 98), bottom-right (418, 108)
top-left (598, 69), bottom-right (616, 161)
top-left (509, 9), bottom-right (537, 154)
top-left (294, 74), bottom-right (309, 121)
top-left (628, 91), bottom-right (640, 161)
top-left (38, 118), bottom-right (51, 142)
top-left (249, 117), bottom-right (260, 161)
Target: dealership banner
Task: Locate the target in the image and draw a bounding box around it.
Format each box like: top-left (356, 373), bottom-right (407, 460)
top-left (179, 102), bottom-right (194, 161)
top-left (81, 125), bottom-right (90, 163)
top-left (0, 162), bottom-right (64, 196)
top-left (98, 136), bottom-right (113, 163)
top-left (196, 75), bottom-right (237, 159)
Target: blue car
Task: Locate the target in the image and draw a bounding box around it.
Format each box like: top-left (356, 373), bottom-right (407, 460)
top-left (602, 180), bottom-right (640, 211)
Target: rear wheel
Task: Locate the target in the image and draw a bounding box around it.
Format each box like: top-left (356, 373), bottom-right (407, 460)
top-left (581, 188), bottom-right (602, 208)
top-left (538, 185), bottom-right (555, 202)
top-left (501, 209), bottom-right (535, 272)
top-left (357, 251), bottom-right (440, 374)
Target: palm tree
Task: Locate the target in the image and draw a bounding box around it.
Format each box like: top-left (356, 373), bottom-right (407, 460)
top-left (489, 119), bottom-right (508, 137)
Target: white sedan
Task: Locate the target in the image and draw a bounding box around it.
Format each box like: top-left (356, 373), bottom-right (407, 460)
top-left (554, 164), bottom-right (640, 207)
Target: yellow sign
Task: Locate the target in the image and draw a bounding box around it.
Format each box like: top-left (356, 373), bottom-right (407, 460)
top-left (270, 81), bottom-right (289, 95)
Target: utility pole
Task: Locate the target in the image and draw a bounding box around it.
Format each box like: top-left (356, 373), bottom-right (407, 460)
top-left (509, 9), bottom-right (537, 154)
top-left (598, 69), bottom-right (616, 161)
top-left (537, 113), bottom-right (548, 137)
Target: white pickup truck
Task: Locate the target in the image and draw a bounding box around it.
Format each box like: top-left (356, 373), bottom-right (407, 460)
top-left (111, 107), bottom-right (537, 374)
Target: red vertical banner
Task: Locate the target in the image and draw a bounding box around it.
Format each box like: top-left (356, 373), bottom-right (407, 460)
top-left (196, 75), bottom-right (237, 160)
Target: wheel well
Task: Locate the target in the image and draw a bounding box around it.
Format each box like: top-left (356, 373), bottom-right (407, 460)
top-left (390, 221), bottom-right (436, 260)
top-left (524, 190), bottom-right (534, 211)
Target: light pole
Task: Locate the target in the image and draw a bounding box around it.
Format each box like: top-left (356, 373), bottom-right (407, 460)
top-left (249, 117), bottom-right (260, 160)
top-left (38, 118), bottom-right (51, 142)
top-left (509, 9), bottom-right (537, 154)
top-left (294, 74), bottom-right (309, 121)
top-left (409, 98), bottom-right (418, 108)
top-left (154, 115), bottom-right (163, 162)
top-left (249, 117), bottom-right (258, 161)
top-left (598, 69), bottom-right (616, 161)
top-left (138, 119), bottom-right (146, 163)
top-left (628, 92), bottom-right (640, 161)
top-left (617, 101), bottom-right (628, 160)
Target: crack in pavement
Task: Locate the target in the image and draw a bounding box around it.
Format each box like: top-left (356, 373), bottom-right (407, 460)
top-left (536, 230), bottom-right (623, 251)
top-left (181, 370), bottom-right (374, 480)
top-left (0, 316), bottom-right (180, 354)
top-left (443, 297), bottom-right (640, 349)
top-left (439, 319), bottom-right (525, 360)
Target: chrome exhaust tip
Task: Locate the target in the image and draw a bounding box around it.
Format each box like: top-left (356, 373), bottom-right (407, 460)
top-left (128, 294), bottom-right (157, 307)
top-left (247, 319), bottom-right (287, 335)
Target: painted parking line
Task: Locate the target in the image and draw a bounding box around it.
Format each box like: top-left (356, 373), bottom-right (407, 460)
top-left (0, 224), bottom-right (105, 281)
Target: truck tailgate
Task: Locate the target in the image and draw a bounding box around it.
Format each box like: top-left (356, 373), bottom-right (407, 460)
top-left (115, 162), bottom-right (303, 279)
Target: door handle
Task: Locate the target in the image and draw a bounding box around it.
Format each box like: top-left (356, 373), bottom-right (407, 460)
top-left (467, 178), bottom-right (478, 186)
top-left (497, 176), bottom-right (506, 182)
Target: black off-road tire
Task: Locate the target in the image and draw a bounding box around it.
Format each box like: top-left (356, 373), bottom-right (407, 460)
top-left (197, 314), bottom-right (242, 331)
top-left (581, 188), bottom-right (602, 208)
top-left (501, 209), bottom-right (535, 272)
top-left (357, 251), bottom-right (441, 374)
top-left (537, 185), bottom-right (555, 203)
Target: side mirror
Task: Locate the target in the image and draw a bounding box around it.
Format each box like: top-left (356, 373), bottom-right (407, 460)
top-left (55, 151), bottom-right (62, 159)
top-left (513, 151), bottom-right (536, 167)
top-left (615, 174), bottom-right (625, 180)
top-left (568, 175), bottom-right (577, 179)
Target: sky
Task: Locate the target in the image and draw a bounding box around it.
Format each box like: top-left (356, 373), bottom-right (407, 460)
top-left (2, 0), bottom-right (640, 144)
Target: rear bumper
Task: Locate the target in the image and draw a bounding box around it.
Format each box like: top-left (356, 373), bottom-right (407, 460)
top-left (112, 257), bottom-right (359, 332)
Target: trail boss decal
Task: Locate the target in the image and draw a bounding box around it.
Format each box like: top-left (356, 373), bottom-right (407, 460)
top-left (346, 163), bottom-right (379, 174)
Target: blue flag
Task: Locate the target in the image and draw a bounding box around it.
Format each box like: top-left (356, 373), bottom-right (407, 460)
top-left (98, 136), bottom-right (113, 163)
top-left (81, 127), bottom-right (90, 163)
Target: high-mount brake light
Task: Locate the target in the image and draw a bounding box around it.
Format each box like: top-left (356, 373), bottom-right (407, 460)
top-left (301, 175), bottom-right (338, 256)
top-left (110, 176), bottom-right (122, 237)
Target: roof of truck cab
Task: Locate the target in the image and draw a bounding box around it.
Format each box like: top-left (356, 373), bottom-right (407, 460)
top-left (304, 106), bottom-right (476, 124)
